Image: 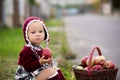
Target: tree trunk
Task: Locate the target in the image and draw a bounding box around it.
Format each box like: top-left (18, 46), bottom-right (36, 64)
top-left (13, 0), bottom-right (20, 27)
top-left (0, 0), bottom-right (3, 25)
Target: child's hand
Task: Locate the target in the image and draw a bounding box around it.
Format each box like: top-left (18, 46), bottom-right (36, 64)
top-left (39, 56), bottom-right (52, 65)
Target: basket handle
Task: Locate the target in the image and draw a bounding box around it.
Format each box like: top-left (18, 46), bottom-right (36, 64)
top-left (87, 46), bottom-right (102, 76)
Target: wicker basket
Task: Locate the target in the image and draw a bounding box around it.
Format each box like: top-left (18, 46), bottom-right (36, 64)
top-left (73, 46), bottom-right (119, 80)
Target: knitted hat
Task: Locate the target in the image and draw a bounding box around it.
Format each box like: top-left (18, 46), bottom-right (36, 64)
top-left (23, 16), bottom-right (49, 47)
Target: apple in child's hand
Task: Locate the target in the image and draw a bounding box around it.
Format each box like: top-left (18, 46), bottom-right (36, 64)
top-left (94, 56), bottom-right (106, 66)
top-left (42, 48), bottom-right (52, 59)
top-left (81, 56), bottom-right (89, 66)
top-left (104, 61), bottom-right (115, 69)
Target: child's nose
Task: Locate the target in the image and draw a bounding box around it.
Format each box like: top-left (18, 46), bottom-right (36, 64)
top-left (36, 32), bottom-right (41, 35)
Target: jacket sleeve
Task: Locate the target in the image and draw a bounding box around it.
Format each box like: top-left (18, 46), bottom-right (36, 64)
top-left (19, 47), bottom-right (42, 72)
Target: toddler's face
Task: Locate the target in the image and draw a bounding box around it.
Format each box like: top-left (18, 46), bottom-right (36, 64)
top-left (28, 21), bottom-right (45, 46)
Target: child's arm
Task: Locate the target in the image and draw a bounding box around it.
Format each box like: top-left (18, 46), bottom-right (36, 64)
top-left (18, 46), bottom-right (45, 72)
top-left (19, 51), bottom-right (42, 72)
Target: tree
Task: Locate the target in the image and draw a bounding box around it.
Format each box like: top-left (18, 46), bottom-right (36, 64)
top-left (29, 0), bottom-right (36, 16)
top-left (13, 0), bottom-right (20, 27)
top-left (0, 0), bottom-right (3, 25)
top-left (111, 0), bottom-right (120, 10)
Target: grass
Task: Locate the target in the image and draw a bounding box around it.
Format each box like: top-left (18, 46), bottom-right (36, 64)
top-left (45, 18), bottom-right (65, 27)
top-left (0, 28), bottom-right (23, 80)
top-left (58, 31), bottom-right (76, 80)
top-left (0, 19), bottom-right (76, 80)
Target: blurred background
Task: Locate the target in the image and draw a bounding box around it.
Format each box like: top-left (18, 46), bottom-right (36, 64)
top-left (0, 0), bottom-right (120, 27)
top-left (0, 0), bottom-right (120, 80)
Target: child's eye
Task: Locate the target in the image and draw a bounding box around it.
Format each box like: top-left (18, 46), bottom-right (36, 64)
top-left (31, 31), bottom-right (35, 34)
top-left (39, 30), bottom-right (43, 33)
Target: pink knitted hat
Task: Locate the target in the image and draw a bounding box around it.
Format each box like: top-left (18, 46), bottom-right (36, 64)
top-left (23, 16), bottom-right (49, 46)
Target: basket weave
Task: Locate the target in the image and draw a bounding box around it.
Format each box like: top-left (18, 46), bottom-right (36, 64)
top-left (73, 46), bottom-right (119, 80)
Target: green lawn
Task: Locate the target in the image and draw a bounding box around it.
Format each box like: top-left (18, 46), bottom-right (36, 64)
top-left (0, 28), bottom-right (23, 79)
top-left (0, 19), bottom-right (76, 80)
top-left (45, 18), bottom-right (65, 27)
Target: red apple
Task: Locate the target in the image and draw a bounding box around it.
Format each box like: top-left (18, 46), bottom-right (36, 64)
top-left (84, 67), bottom-right (89, 71)
top-left (104, 61), bottom-right (115, 69)
top-left (86, 57), bottom-right (95, 67)
top-left (94, 56), bottom-right (106, 66)
top-left (91, 65), bottom-right (103, 71)
top-left (81, 56), bottom-right (89, 66)
top-left (42, 48), bottom-right (52, 59)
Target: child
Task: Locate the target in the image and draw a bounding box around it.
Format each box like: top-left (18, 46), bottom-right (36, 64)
top-left (15, 16), bottom-right (65, 80)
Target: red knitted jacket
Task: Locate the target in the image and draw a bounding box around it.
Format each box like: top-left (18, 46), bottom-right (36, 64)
top-left (18, 46), bottom-right (42, 72)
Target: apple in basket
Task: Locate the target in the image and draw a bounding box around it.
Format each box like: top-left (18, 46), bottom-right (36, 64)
top-left (76, 65), bottom-right (84, 70)
top-left (84, 67), bottom-right (89, 71)
top-left (81, 56), bottom-right (89, 66)
top-left (94, 56), bottom-right (106, 66)
top-left (86, 57), bottom-right (95, 67)
top-left (42, 48), bottom-right (52, 59)
top-left (91, 65), bottom-right (103, 71)
top-left (104, 61), bottom-right (115, 69)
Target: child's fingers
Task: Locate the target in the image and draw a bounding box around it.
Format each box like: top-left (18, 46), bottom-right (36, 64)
top-left (39, 56), bottom-right (52, 64)
top-left (41, 56), bottom-right (45, 59)
top-left (43, 58), bottom-right (51, 63)
top-left (39, 56), bottom-right (45, 64)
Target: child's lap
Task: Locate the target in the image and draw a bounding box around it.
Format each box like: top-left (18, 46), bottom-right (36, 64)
top-left (35, 67), bottom-right (58, 80)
